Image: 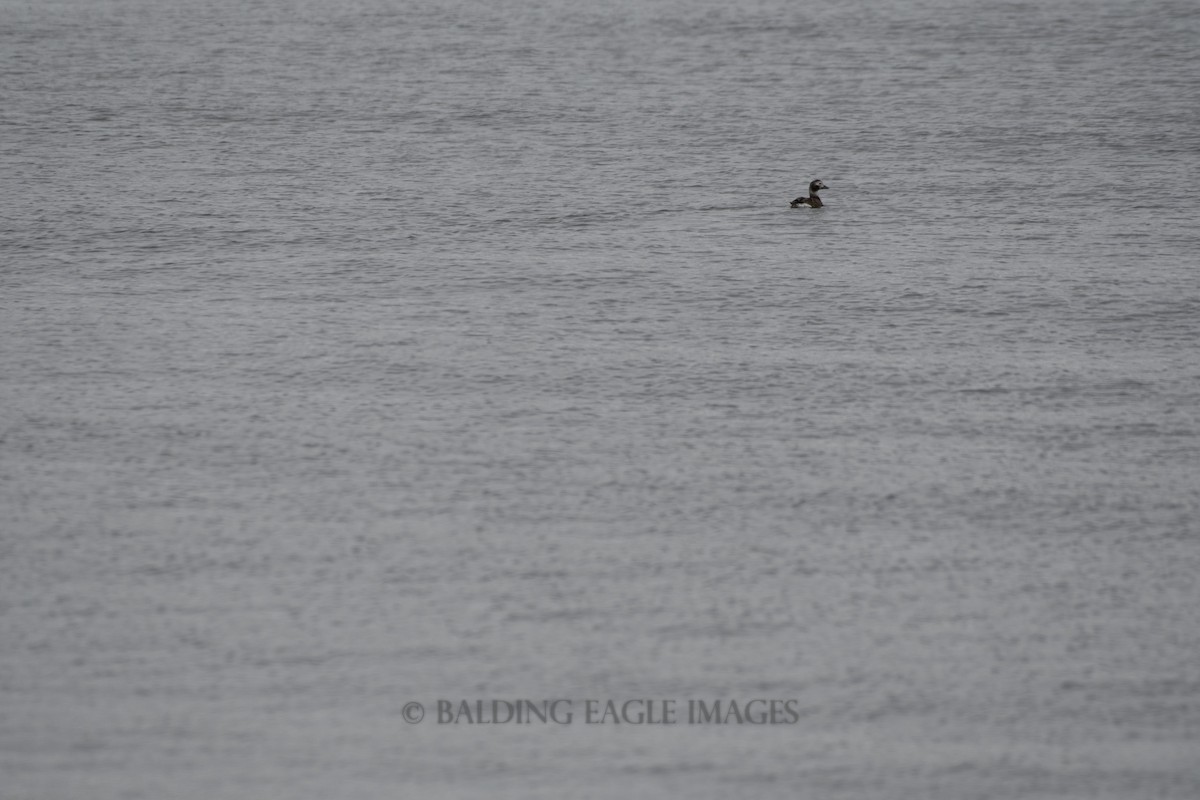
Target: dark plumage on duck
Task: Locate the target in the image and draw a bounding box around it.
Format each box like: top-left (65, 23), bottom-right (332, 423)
top-left (790, 179), bottom-right (828, 208)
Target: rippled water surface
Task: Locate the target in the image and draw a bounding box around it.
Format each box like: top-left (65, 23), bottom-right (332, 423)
top-left (3, 0), bottom-right (1199, 798)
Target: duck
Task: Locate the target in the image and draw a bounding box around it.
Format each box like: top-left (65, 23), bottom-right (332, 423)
top-left (790, 180), bottom-right (828, 208)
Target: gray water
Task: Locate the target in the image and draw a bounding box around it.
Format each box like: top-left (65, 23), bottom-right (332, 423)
top-left (3, 0), bottom-right (1199, 798)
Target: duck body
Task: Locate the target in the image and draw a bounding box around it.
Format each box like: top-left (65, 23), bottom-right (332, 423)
top-left (790, 179), bottom-right (828, 208)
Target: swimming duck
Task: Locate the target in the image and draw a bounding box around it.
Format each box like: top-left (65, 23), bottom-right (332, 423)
top-left (790, 180), bottom-right (828, 208)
